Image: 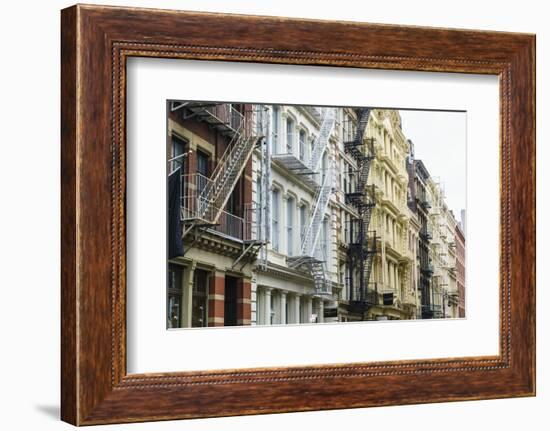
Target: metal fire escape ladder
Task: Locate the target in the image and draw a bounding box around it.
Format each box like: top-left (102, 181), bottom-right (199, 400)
top-left (181, 105), bottom-right (262, 253)
top-left (232, 106), bottom-right (270, 271)
top-left (197, 132), bottom-right (260, 225)
top-left (260, 107), bottom-right (272, 270)
top-left (288, 108), bottom-right (336, 296)
top-left (344, 108), bottom-right (379, 310)
top-left (305, 164), bottom-right (334, 296)
top-left (308, 108), bottom-right (336, 173)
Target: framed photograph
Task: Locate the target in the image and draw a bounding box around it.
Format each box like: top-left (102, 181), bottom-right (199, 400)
top-left (61, 4), bottom-right (535, 425)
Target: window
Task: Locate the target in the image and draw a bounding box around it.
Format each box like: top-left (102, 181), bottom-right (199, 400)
top-left (344, 212), bottom-right (349, 243)
top-left (272, 106), bottom-right (279, 154)
top-left (171, 135), bottom-right (186, 173)
top-left (286, 196), bottom-right (295, 256)
top-left (299, 129), bottom-right (306, 161)
top-left (224, 276), bottom-right (238, 326)
top-left (299, 204), bottom-right (307, 244)
top-left (272, 189), bottom-right (280, 251)
top-left (192, 269), bottom-right (208, 327)
top-left (167, 265), bottom-right (183, 328)
top-left (321, 217), bottom-right (330, 262)
top-left (196, 150), bottom-right (209, 194)
top-left (286, 117), bottom-right (294, 153)
top-left (343, 161), bottom-right (348, 192)
top-left (197, 150), bottom-right (209, 176)
top-left (256, 175), bottom-right (262, 203)
top-left (321, 151), bottom-right (328, 184)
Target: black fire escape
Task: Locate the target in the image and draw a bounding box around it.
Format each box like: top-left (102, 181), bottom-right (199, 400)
top-left (344, 108), bottom-right (378, 317)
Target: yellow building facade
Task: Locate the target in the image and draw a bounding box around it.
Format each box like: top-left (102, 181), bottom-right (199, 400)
top-left (364, 109), bottom-right (416, 320)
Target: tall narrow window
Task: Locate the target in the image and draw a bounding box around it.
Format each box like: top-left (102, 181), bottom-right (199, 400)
top-left (256, 175), bottom-right (262, 241)
top-left (310, 135), bottom-right (316, 165)
top-left (272, 189), bottom-right (280, 251)
top-left (171, 136), bottom-right (186, 173)
top-left (321, 151), bottom-right (328, 184)
top-left (196, 150), bottom-right (209, 194)
top-left (224, 276), bottom-right (238, 326)
top-left (344, 212), bottom-right (349, 243)
top-left (272, 106), bottom-right (279, 154)
top-left (286, 118), bottom-right (294, 153)
top-left (299, 204), bottom-right (307, 244)
top-left (299, 129), bottom-right (306, 161)
top-left (286, 196), bottom-right (295, 256)
top-left (167, 265), bottom-right (183, 328)
top-left (322, 217), bottom-right (330, 262)
top-left (192, 269), bottom-right (208, 327)
top-left (343, 161), bottom-right (348, 193)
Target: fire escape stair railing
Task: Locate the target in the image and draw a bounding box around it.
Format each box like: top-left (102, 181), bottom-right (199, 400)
top-left (287, 108), bottom-right (336, 296)
top-left (344, 108), bottom-right (379, 310)
top-left (198, 133), bottom-right (260, 225)
top-left (181, 107), bottom-right (262, 249)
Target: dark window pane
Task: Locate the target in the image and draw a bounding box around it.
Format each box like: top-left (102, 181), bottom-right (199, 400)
top-left (192, 269), bottom-right (208, 327)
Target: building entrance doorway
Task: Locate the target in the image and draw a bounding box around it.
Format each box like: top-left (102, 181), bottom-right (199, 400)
top-left (224, 276), bottom-right (239, 326)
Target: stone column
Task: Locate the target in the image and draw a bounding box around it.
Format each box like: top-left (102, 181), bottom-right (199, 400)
top-left (264, 288), bottom-right (272, 325)
top-left (395, 264), bottom-right (399, 297)
top-left (318, 298), bottom-right (324, 323)
top-left (280, 291), bottom-right (287, 325)
top-left (305, 296), bottom-right (313, 323)
top-left (181, 262), bottom-right (196, 328)
top-left (293, 294), bottom-right (301, 324)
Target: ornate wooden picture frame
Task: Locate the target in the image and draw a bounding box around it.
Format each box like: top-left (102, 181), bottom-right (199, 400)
top-left (61, 4), bottom-right (535, 425)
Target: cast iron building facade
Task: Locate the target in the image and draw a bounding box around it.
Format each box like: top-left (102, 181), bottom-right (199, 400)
top-left (167, 103), bottom-right (464, 325)
top-left (166, 102), bottom-right (263, 328)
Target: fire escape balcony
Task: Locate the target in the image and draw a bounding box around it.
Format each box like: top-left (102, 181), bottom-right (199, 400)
top-left (287, 108), bottom-right (337, 297)
top-left (209, 209), bottom-right (250, 242)
top-left (182, 102), bottom-right (247, 138)
top-left (271, 133), bottom-right (316, 179)
top-left (445, 288), bottom-right (460, 306)
top-left (348, 281), bottom-right (380, 312)
top-left (419, 197), bottom-right (432, 210)
top-left (420, 228), bottom-right (433, 241)
top-left (180, 173), bottom-right (259, 243)
top-left (346, 221), bottom-right (377, 250)
top-left (421, 303), bottom-right (442, 319)
top-left (344, 184), bottom-right (376, 208)
top-left (180, 173), bottom-right (214, 224)
top-left (344, 136), bottom-right (376, 161)
top-left (177, 104), bottom-right (262, 248)
top-left (421, 262), bottom-right (434, 275)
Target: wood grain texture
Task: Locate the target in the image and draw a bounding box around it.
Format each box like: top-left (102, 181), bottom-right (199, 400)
top-left (60, 5), bottom-right (78, 425)
top-left (60, 4), bottom-right (536, 425)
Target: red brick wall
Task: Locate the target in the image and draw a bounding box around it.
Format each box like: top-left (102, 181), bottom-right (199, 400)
top-left (236, 278), bottom-right (252, 325)
top-left (169, 105), bottom-right (253, 218)
top-left (208, 274), bottom-right (225, 326)
top-left (455, 225), bottom-right (466, 318)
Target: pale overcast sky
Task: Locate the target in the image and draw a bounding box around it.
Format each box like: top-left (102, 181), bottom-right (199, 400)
top-left (398, 110), bottom-right (466, 220)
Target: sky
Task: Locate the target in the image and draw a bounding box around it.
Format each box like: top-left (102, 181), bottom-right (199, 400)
top-left (398, 110), bottom-right (466, 221)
